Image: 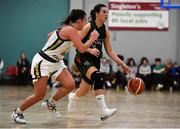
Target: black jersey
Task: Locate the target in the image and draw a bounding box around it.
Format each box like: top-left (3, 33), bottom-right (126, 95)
top-left (76, 20), bottom-right (106, 59)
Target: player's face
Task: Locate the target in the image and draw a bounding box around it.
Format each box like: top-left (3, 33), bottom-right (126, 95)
top-left (96, 7), bottom-right (108, 22)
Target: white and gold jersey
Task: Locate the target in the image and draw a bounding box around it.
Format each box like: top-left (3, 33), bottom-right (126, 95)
top-left (31, 29), bottom-right (72, 83)
top-left (40, 30), bottom-right (72, 62)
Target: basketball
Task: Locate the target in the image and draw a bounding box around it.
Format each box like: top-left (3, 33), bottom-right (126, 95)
top-left (127, 77), bottom-right (145, 95)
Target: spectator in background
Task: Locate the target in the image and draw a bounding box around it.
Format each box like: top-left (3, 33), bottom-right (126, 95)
top-left (0, 58), bottom-right (4, 80)
top-left (163, 59), bottom-right (174, 90)
top-left (71, 63), bottom-right (81, 87)
top-left (126, 57), bottom-right (137, 80)
top-left (163, 60), bottom-right (180, 90)
top-left (100, 57), bottom-right (112, 88)
top-left (71, 63), bottom-right (81, 77)
top-left (17, 52), bottom-right (31, 85)
top-left (100, 57), bottom-right (110, 75)
top-left (151, 58), bottom-right (165, 90)
top-left (112, 55), bottom-right (127, 89)
top-left (137, 57), bottom-right (152, 90)
top-left (173, 62), bottom-right (180, 90)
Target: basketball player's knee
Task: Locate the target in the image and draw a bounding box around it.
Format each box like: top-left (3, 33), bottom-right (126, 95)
top-left (35, 92), bottom-right (46, 101)
top-left (66, 81), bottom-right (75, 91)
top-left (69, 84), bottom-right (75, 91)
top-left (91, 71), bottom-right (104, 90)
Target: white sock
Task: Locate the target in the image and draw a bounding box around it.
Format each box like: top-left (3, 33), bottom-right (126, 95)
top-left (74, 91), bottom-right (78, 99)
top-left (16, 108), bottom-right (23, 114)
top-left (95, 94), bottom-right (107, 112)
top-left (49, 98), bottom-right (57, 105)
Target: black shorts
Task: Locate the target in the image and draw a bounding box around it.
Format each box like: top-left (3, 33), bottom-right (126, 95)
top-left (74, 54), bottom-right (100, 85)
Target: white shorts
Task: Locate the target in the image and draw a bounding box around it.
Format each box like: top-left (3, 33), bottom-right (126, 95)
top-left (31, 53), bottom-right (67, 83)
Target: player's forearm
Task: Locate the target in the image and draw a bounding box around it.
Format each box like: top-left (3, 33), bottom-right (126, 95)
top-left (78, 39), bottom-right (94, 53)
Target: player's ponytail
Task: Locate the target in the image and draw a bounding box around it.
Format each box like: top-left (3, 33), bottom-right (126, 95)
top-left (90, 9), bottom-right (96, 21)
top-left (63, 15), bottom-right (71, 25)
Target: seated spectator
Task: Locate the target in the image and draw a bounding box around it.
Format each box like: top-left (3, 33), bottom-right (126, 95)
top-left (137, 57), bottom-right (152, 90)
top-left (17, 52), bottom-right (31, 85)
top-left (100, 57), bottom-right (112, 88)
top-left (100, 57), bottom-right (110, 75)
top-left (163, 59), bottom-right (174, 90)
top-left (0, 58), bottom-right (4, 80)
top-left (168, 62), bottom-right (180, 90)
top-left (71, 63), bottom-right (81, 87)
top-left (151, 58), bottom-right (165, 90)
top-left (112, 55), bottom-right (127, 89)
top-left (174, 63), bottom-right (180, 89)
top-left (126, 57), bottom-right (137, 80)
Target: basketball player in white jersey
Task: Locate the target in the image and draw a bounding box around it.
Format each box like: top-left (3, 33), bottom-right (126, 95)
top-left (11, 9), bottom-right (99, 124)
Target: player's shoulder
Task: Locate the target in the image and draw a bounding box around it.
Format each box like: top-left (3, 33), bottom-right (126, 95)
top-left (61, 25), bottom-right (77, 34)
top-left (65, 25), bottom-right (76, 30)
top-left (60, 25), bottom-right (74, 30)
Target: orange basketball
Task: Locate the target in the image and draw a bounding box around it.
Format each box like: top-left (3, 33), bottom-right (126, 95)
top-left (127, 77), bottom-right (145, 95)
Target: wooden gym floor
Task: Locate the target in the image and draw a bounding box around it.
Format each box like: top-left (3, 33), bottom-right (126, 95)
top-left (0, 85), bottom-right (180, 129)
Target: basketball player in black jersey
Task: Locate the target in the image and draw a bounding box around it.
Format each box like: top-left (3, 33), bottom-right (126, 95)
top-left (67, 4), bottom-right (133, 121)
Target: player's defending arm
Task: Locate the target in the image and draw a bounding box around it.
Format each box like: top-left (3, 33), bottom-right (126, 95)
top-left (69, 27), bottom-right (99, 53)
top-left (79, 23), bottom-right (100, 57)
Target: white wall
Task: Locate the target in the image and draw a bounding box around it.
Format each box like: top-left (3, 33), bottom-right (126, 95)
top-left (176, 10), bottom-right (180, 64)
top-left (69, 0), bottom-right (179, 67)
top-left (172, 0), bottom-right (180, 4)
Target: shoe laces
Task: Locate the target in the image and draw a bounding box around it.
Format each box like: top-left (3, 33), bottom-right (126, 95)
top-left (14, 109), bottom-right (24, 119)
top-left (17, 113), bottom-right (24, 119)
top-left (46, 100), bottom-right (57, 112)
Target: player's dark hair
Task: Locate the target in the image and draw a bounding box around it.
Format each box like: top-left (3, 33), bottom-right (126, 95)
top-left (62, 9), bottom-right (86, 25)
top-left (90, 4), bottom-right (107, 21)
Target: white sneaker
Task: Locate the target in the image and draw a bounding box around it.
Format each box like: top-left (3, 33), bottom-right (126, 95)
top-left (41, 99), bottom-right (61, 117)
top-left (11, 109), bottom-right (27, 124)
top-left (101, 108), bottom-right (117, 121)
top-left (156, 84), bottom-right (163, 90)
top-left (67, 92), bottom-right (76, 112)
